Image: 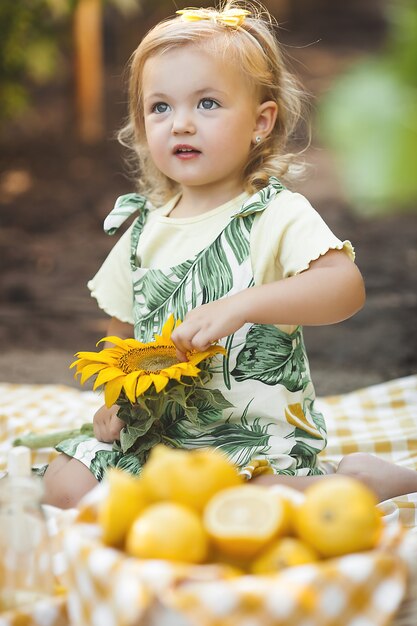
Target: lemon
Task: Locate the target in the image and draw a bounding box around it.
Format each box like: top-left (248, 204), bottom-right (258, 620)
top-left (140, 445), bottom-right (243, 513)
top-left (251, 537), bottom-right (319, 575)
top-left (125, 502), bottom-right (208, 563)
top-left (269, 484), bottom-right (306, 508)
top-left (294, 476), bottom-right (383, 558)
top-left (97, 468), bottom-right (148, 547)
top-left (203, 485), bottom-right (290, 558)
top-left (268, 484), bottom-right (306, 535)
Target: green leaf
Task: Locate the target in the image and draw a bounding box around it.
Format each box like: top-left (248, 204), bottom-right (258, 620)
top-left (224, 216), bottom-right (252, 264)
top-left (162, 385), bottom-right (200, 423)
top-left (191, 386), bottom-right (234, 411)
top-left (117, 400), bottom-right (151, 426)
top-left (164, 412), bottom-right (272, 468)
top-left (113, 376), bottom-right (233, 455)
top-left (56, 433), bottom-right (94, 457)
top-left (187, 387), bottom-right (233, 425)
top-left (89, 449), bottom-right (124, 482)
top-left (119, 419), bottom-right (155, 453)
top-left (235, 178), bottom-right (286, 218)
top-left (231, 325), bottom-right (308, 392)
top-left (289, 439), bottom-right (321, 468)
top-left (132, 212), bottom-right (253, 341)
top-left (115, 453), bottom-right (143, 475)
top-left (305, 397), bottom-right (327, 437)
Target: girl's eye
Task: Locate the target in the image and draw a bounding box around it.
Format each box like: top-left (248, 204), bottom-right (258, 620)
top-left (198, 98), bottom-right (219, 110)
top-left (152, 102), bottom-right (170, 114)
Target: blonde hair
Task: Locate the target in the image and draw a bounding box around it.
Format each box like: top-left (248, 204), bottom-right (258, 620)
top-left (118, 1), bottom-right (308, 205)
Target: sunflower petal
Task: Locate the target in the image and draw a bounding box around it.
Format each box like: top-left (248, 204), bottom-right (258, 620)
top-left (161, 314), bottom-right (175, 337)
top-left (93, 366), bottom-right (125, 390)
top-left (104, 376), bottom-right (125, 407)
top-left (74, 350), bottom-right (118, 366)
top-left (188, 345), bottom-right (226, 365)
top-left (134, 375), bottom-right (153, 398)
top-left (73, 350), bottom-right (105, 361)
top-left (97, 336), bottom-right (127, 348)
top-left (166, 364), bottom-right (200, 379)
top-left (151, 374), bottom-right (169, 393)
top-left (176, 363), bottom-right (201, 375)
top-left (154, 315), bottom-right (184, 346)
top-left (122, 338), bottom-right (146, 349)
top-left (123, 371), bottom-right (141, 404)
top-left (161, 367), bottom-right (182, 382)
top-left (153, 314), bottom-right (175, 344)
top-left (101, 337), bottom-right (145, 350)
top-left (80, 363), bottom-right (108, 385)
top-left (98, 336), bottom-right (143, 350)
top-left (70, 358), bottom-right (91, 371)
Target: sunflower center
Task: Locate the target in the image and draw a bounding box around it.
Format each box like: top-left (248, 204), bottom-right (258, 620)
top-left (119, 345), bottom-right (179, 374)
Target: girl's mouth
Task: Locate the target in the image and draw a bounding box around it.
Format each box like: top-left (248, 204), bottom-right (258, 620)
top-left (173, 144), bottom-right (201, 158)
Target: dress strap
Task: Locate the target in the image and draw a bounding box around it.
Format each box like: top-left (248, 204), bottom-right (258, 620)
top-left (103, 193), bottom-right (152, 235)
top-left (232, 177), bottom-right (286, 218)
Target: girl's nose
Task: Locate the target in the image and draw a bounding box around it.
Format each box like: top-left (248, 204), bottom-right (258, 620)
top-left (171, 110), bottom-right (195, 135)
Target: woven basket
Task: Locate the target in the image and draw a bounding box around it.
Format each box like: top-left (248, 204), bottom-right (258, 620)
top-left (392, 530), bottom-right (417, 626)
top-left (393, 578), bottom-right (417, 624)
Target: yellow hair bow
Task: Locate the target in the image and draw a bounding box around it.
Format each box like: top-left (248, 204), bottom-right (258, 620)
top-left (176, 7), bottom-right (250, 28)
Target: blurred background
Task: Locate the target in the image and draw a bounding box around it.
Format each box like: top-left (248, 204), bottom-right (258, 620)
top-left (0, 0), bottom-right (416, 395)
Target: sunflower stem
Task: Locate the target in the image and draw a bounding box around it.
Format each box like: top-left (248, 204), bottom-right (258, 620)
top-left (12, 423), bottom-right (94, 449)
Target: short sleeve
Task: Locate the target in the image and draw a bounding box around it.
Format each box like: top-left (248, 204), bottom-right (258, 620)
top-left (87, 225), bottom-right (135, 324)
top-left (250, 190), bottom-right (355, 285)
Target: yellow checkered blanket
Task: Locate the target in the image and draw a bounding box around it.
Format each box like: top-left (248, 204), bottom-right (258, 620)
top-left (1, 376), bottom-right (417, 626)
top-left (1, 375), bottom-right (416, 524)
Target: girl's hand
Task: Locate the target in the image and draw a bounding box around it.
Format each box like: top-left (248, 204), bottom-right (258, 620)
top-left (93, 404), bottom-right (124, 443)
top-left (171, 298), bottom-right (246, 361)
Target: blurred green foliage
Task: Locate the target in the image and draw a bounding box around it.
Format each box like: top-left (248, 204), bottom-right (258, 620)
top-left (0, 0), bottom-right (141, 122)
top-left (0, 0), bottom-right (70, 119)
top-left (318, 0), bottom-right (417, 216)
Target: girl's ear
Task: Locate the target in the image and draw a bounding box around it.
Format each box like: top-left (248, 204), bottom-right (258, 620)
top-left (253, 101), bottom-right (278, 143)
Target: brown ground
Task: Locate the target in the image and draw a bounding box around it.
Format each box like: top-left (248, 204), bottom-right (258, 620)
top-left (0, 9), bottom-right (416, 396)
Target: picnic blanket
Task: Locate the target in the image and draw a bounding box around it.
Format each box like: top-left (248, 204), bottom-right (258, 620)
top-left (1, 375), bottom-right (417, 626)
top-left (1, 375), bottom-right (417, 524)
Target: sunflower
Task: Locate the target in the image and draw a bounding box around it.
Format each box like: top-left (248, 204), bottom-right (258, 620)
top-left (71, 315), bottom-right (225, 407)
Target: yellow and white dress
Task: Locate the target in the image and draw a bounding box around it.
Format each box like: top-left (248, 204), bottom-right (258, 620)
top-left (58, 178), bottom-right (354, 479)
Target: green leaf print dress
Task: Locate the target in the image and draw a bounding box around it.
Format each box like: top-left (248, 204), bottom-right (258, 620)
top-left (58, 178), bottom-right (328, 480)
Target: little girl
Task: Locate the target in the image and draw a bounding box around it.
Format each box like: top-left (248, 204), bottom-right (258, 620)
top-left (44, 1), bottom-right (417, 508)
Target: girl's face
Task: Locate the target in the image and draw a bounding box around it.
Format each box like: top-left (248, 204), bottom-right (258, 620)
top-left (142, 45), bottom-right (263, 201)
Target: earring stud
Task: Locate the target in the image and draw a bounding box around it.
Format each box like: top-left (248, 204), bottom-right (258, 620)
top-left (255, 136), bottom-right (262, 144)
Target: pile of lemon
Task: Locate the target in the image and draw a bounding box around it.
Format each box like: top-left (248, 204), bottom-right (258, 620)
top-left (96, 445), bottom-right (383, 575)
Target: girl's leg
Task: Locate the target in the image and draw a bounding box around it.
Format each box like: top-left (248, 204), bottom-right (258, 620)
top-left (337, 452), bottom-right (417, 502)
top-left (43, 453), bottom-right (99, 509)
top-left (252, 453), bottom-right (417, 502)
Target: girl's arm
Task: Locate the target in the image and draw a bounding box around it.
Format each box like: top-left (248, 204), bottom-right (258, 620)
top-left (171, 249), bottom-right (365, 360)
top-left (240, 248), bottom-right (365, 326)
top-left (104, 317), bottom-right (135, 346)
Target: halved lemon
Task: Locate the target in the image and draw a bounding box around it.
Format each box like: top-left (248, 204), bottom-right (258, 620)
top-left (285, 403), bottom-right (323, 439)
top-left (203, 485), bottom-right (290, 558)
